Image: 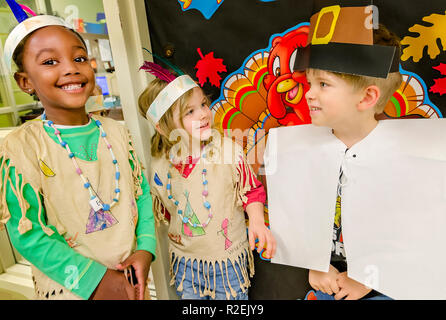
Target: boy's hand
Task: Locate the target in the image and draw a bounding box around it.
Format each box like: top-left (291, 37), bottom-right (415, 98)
top-left (334, 272), bottom-right (372, 300)
top-left (308, 264), bottom-right (340, 295)
top-left (248, 218), bottom-right (277, 259)
top-left (116, 250), bottom-right (153, 300)
top-left (90, 269), bottom-right (136, 300)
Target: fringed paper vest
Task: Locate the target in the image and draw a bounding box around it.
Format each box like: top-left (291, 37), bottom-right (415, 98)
top-left (150, 136), bottom-right (255, 299)
top-left (0, 117), bottom-right (143, 299)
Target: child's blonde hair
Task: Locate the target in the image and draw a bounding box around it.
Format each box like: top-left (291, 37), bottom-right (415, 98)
top-left (138, 78), bottom-right (212, 158)
top-left (322, 24), bottom-right (403, 114)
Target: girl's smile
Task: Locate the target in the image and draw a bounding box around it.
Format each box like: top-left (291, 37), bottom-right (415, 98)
top-left (180, 87), bottom-right (213, 141)
top-left (58, 82), bottom-right (87, 93)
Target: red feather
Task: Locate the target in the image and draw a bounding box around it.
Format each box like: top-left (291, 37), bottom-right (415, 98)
top-left (140, 61), bottom-right (176, 83)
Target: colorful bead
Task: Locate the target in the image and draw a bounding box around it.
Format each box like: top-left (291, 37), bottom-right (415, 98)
top-left (166, 151), bottom-right (213, 230)
top-left (42, 114), bottom-right (120, 210)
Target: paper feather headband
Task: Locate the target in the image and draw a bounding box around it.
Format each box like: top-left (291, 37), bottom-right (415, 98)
top-left (140, 51), bottom-right (198, 124)
top-left (4, 1), bottom-right (74, 72)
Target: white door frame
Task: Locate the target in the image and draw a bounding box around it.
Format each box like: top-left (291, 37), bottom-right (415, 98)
top-left (102, 0), bottom-right (175, 300)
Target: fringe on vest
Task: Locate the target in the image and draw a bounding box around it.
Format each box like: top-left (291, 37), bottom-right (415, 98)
top-left (151, 192), bottom-right (170, 226)
top-left (0, 154), bottom-right (54, 236)
top-left (128, 139), bottom-right (143, 200)
top-left (31, 266), bottom-right (81, 300)
top-left (169, 248), bottom-right (255, 300)
top-left (234, 156), bottom-right (258, 208)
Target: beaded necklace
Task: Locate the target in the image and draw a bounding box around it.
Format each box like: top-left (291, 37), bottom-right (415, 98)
top-left (167, 151), bottom-right (213, 228)
top-left (41, 113), bottom-right (120, 212)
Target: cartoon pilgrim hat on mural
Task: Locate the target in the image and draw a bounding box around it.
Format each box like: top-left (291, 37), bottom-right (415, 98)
top-left (265, 0), bottom-right (446, 299)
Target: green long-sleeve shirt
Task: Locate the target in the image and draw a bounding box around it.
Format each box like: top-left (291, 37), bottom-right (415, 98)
top-left (2, 120), bottom-right (156, 300)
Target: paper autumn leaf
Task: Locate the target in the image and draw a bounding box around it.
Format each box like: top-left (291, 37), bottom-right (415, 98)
top-left (430, 63), bottom-right (446, 96)
top-left (401, 11), bottom-right (446, 62)
top-left (195, 48), bottom-right (227, 88)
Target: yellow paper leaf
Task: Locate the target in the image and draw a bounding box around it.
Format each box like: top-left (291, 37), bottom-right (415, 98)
top-left (401, 11), bottom-right (446, 62)
top-left (39, 160), bottom-right (55, 177)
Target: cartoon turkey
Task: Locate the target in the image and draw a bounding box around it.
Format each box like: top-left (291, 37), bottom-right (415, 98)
top-left (263, 25), bottom-right (311, 127)
top-left (212, 24), bottom-right (311, 174)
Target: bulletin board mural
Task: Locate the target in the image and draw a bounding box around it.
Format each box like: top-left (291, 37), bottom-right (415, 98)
top-left (144, 0), bottom-right (446, 299)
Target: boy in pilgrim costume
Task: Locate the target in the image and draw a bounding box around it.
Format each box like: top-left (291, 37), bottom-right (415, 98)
top-left (0, 3), bottom-right (156, 300)
top-left (265, 0), bottom-right (446, 300)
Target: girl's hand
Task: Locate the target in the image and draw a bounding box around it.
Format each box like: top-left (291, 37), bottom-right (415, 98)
top-left (308, 264), bottom-right (340, 295)
top-left (248, 217), bottom-right (277, 259)
top-left (334, 272), bottom-right (372, 300)
top-left (90, 269), bottom-right (136, 300)
top-left (246, 202), bottom-right (276, 259)
top-left (116, 250), bottom-right (153, 300)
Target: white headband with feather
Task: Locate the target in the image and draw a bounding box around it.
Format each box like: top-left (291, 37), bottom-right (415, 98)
top-left (146, 75), bottom-right (198, 124)
top-left (4, 15), bottom-right (73, 72)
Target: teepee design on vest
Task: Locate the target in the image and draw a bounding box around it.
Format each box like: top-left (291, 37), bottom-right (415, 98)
top-left (182, 191), bottom-right (206, 237)
top-left (85, 208), bottom-right (119, 234)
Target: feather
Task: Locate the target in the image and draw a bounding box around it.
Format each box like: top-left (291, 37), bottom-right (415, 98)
top-left (19, 4), bottom-right (37, 17)
top-left (140, 61), bottom-right (176, 83)
top-left (142, 47), bottom-right (185, 76)
top-left (6, 0), bottom-right (29, 23)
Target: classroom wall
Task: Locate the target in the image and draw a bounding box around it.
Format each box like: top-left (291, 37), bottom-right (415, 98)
top-left (50, 0), bottom-right (104, 24)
